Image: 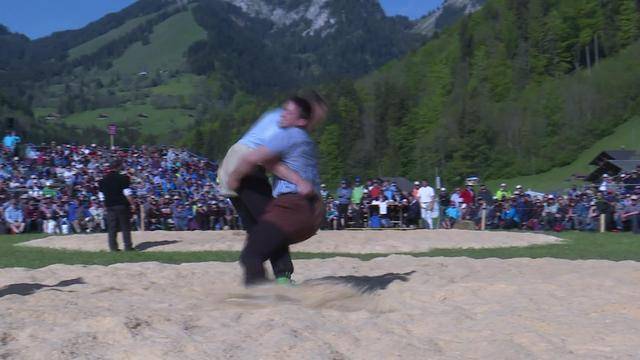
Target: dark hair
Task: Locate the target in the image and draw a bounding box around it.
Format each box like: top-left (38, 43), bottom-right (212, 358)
top-left (304, 90), bottom-right (328, 109)
top-left (287, 96), bottom-right (312, 120)
top-left (110, 159), bottom-right (123, 170)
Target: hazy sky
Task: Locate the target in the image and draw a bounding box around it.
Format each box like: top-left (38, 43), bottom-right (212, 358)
top-left (0, 0), bottom-right (442, 39)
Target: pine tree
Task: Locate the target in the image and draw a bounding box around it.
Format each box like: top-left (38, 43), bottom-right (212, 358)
top-left (618, 0), bottom-right (640, 47)
top-left (318, 123), bottom-right (344, 185)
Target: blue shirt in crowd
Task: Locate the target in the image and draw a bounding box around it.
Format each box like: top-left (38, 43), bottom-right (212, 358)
top-left (4, 205), bottom-right (23, 223)
top-left (2, 135), bottom-right (20, 150)
top-left (445, 206), bottom-right (460, 220)
top-left (263, 126), bottom-right (320, 197)
top-left (337, 187), bottom-right (352, 205)
top-left (239, 109), bottom-right (284, 149)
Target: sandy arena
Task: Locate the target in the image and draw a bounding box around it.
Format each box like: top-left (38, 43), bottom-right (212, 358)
top-left (3, 231), bottom-right (640, 359)
top-left (1, 256), bottom-right (640, 359)
top-left (19, 229), bottom-right (562, 253)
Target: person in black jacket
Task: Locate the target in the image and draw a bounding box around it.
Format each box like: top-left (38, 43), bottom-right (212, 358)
top-left (98, 159), bottom-right (134, 251)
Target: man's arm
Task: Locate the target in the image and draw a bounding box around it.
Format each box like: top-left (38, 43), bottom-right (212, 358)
top-left (227, 146), bottom-right (277, 191)
top-left (227, 146), bottom-right (313, 195)
top-left (271, 162), bottom-right (313, 196)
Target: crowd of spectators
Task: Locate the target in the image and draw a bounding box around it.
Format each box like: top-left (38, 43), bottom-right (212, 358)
top-left (320, 171), bottom-right (640, 234)
top-left (0, 140), bottom-right (242, 235)
top-left (2, 130), bottom-right (639, 236)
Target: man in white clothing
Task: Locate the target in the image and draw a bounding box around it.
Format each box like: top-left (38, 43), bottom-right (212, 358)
top-left (418, 179), bottom-right (435, 229)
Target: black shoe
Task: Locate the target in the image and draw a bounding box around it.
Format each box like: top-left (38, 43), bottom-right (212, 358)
top-left (124, 247), bottom-right (137, 252)
top-left (110, 248), bottom-right (121, 252)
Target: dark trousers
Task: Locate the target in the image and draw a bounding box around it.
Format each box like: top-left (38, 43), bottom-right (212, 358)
top-left (240, 194), bottom-right (322, 285)
top-left (231, 168), bottom-right (293, 278)
top-left (106, 205), bottom-right (132, 251)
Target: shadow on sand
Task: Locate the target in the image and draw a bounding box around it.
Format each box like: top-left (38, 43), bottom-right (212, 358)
top-left (134, 240), bottom-right (180, 251)
top-left (303, 271), bottom-right (415, 294)
top-left (0, 277), bottom-right (85, 298)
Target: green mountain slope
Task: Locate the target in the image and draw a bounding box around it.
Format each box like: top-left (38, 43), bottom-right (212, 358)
top-left (68, 13), bottom-right (157, 60)
top-left (485, 116), bottom-right (640, 192)
top-left (111, 9), bottom-right (206, 74)
top-left (297, 0), bottom-right (640, 187)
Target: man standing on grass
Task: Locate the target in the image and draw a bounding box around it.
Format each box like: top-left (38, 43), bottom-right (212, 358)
top-left (227, 95), bottom-right (327, 286)
top-left (98, 159), bottom-right (135, 252)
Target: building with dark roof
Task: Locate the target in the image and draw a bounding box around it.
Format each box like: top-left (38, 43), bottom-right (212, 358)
top-left (587, 150), bottom-right (640, 181)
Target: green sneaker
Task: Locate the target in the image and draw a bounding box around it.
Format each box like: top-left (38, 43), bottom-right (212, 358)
top-left (275, 274), bottom-right (296, 286)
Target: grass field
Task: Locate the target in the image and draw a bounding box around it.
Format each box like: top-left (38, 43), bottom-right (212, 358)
top-left (151, 73), bottom-right (202, 97)
top-left (485, 116), bottom-right (640, 192)
top-left (60, 104), bottom-right (195, 136)
top-left (68, 13), bottom-right (158, 60)
top-left (0, 231), bottom-right (637, 269)
top-left (111, 9), bottom-right (206, 75)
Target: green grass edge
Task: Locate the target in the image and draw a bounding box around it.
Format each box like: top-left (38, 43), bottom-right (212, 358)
top-left (0, 231), bottom-right (638, 269)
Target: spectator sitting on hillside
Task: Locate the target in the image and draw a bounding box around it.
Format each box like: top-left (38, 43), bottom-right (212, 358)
top-left (495, 183), bottom-right (511, 201)
top-left (372, 194), bottom-right (391, 228)
top-left (501, 200), bottom-right (520, 229)
top-left (4, 198), bottom-right (25, 234)
top-left (443, 201), bottom-right (460, 229)
top-left (325, 202), bottom-right (338, 230)
top-left (450, 187), bottom-right (463, 208)
top-left (622, 195), bottom-right (640, 233)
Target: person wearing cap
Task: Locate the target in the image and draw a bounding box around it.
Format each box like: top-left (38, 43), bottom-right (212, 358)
top-left (477, 184), bottom-right (493, 205)
top-left (460, 185), bottom-right (474, 207)
top-left (320, 184), bottom-right (329, 200)
top-left (495, 183), bottom-right (511, 201)
top-left (351, 177), bottom-right (364, 205)
top-left (411, 181), bottom-right (420, 198)
top-left (98, 159), bottom-right (135, 251)
top-left (335, 179), bottom-right (352, 229)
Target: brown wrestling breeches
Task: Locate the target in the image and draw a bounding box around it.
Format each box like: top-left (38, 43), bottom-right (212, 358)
top-left (240, 194), bottom-right (323, 284)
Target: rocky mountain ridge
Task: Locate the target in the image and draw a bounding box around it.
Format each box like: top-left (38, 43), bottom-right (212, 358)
top-left (413, 0), bottom-right (486, 35)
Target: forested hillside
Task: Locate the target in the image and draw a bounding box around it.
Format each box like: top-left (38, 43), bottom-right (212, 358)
top-left (1, 0), bottom-right (429, 146)
top-left (308, 0), bottom-right (640, 185)
top-left (3, 0), bottom-right (639, 190)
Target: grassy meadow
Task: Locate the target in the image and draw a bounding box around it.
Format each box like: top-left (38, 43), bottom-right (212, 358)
top-left (485, 116), bottom-right (640, 193)
top-left (0, 231), bottom-right (637, 269)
